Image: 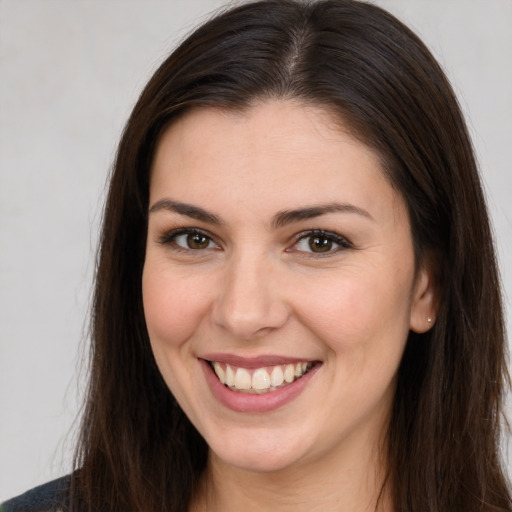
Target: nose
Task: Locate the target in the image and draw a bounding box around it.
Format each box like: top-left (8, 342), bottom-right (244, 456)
top-left (211, 252), bottom-right (290, 340)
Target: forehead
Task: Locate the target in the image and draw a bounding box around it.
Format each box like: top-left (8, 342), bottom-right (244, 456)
top-left (149, 100), bottom-right (404, 222)
top-left (155, 100), bottom-right (366, 164)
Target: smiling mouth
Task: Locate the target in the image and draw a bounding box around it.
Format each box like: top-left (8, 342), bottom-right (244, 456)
top-left (208, 361), bottom-right (315, 394)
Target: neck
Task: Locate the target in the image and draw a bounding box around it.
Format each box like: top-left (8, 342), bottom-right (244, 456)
top-left (190, 433), bottom-right (392, 512)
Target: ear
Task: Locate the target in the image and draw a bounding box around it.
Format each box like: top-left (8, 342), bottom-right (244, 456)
top-left (409, 262), bottom-right (437, 333)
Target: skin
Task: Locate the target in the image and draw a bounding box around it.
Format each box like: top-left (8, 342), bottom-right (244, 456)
top-left (142, 100), bottom-right (435, 511)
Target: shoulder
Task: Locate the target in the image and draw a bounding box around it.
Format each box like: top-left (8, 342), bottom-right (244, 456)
top-left (0, 475), bottom-right (71, 512)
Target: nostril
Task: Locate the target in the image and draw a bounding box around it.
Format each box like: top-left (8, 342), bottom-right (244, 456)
top-left (212, 298), bottom-right (288, 339)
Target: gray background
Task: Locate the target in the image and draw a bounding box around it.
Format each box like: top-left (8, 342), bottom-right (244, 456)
top-left (1, 0), bottom-right (511, 501)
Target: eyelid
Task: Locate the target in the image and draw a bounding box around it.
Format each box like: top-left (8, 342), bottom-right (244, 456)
top-left (288, 229), bottom-right (353, 256)
top-left (157, 227), bottom-right (220, 249)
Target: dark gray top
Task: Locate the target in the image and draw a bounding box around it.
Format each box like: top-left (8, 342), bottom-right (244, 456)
top-left (0, 475), bottom-right (71, 512)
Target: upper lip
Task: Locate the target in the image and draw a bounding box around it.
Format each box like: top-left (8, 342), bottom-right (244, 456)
top-left (200, 353), bottom-right (317, 368)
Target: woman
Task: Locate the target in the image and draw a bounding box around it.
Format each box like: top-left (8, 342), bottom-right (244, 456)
top-left (2, 0), bottom-right (510, 511)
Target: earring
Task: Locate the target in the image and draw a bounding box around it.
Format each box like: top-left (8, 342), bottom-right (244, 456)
top-left (427, 317), bottom-right (432, 324)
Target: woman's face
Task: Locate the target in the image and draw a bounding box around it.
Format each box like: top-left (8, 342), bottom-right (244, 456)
top-left (143, 100), bottom-right (434, 474)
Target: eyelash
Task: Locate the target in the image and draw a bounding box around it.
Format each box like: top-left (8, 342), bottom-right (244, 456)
top-left (157, 228), bottom-right (352, 257)
top-left (289, 229), bottom-right (352, 257)
top-left (158, 228), bottom-right (219, 252)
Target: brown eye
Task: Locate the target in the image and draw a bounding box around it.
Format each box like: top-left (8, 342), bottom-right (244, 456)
top-left (186, 233), bottom-right (210, 249)
top-left (164, 230), bottom-right (218, 251)
top-left (308, 236), bottom-right (333, 253)
top-left (292, 230), bottom-right (351, 256)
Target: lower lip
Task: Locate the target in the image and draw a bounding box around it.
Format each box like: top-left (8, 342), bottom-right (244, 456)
top-left (200, 359), bottom-right (320, 413)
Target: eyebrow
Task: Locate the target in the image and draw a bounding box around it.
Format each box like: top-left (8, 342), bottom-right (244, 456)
top-left (148, 199), bottom-right (223, 225)
top-left (148, 198), bottom-right (373, 227)
top-left (270, 203), bottom-right (374, 229)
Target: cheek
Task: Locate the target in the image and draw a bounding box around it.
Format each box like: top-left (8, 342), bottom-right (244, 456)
top-left (294, 266), bottom-right (413, 355)
top-left (142, 262), bottom-right (213, 348)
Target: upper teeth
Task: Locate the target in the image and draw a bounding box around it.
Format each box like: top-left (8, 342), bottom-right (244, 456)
top-left (212, 362), bottom-right (312, 393)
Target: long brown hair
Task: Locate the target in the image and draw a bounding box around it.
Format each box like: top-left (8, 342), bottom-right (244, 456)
top-left (73, 1), bottom-right (511, 510)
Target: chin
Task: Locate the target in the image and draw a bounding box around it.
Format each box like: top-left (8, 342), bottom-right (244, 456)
top-left (214, 448), bottom-right (300, 474)
top-left (207, 428), bottom-right (307, 474)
